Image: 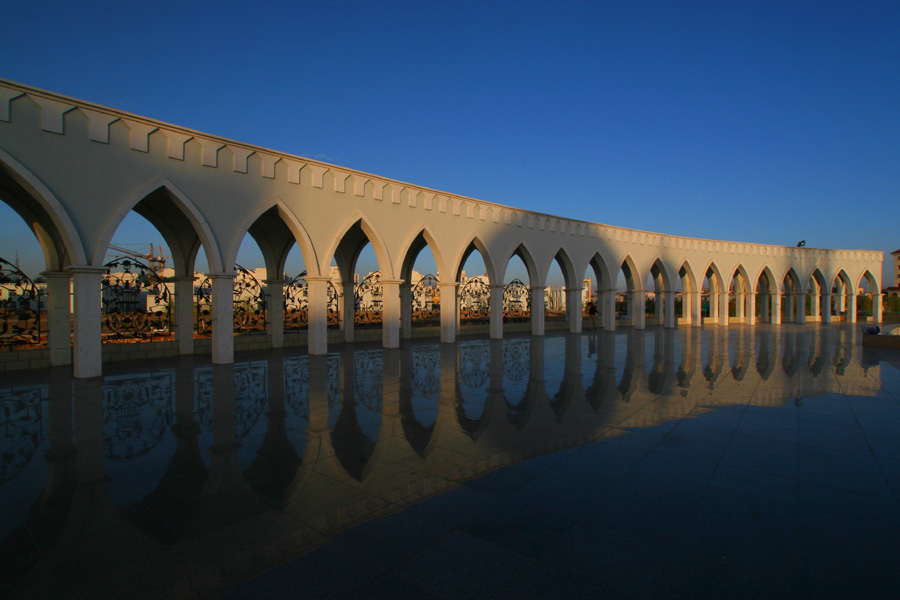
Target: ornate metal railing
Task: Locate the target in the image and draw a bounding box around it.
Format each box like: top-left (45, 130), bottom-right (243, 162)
top-left (196, 264), bottom-right (267, 336)
top-left (102, 371), bottom-right (174, 461)
top-left (412, 274), bottom-right (440, 326)
top-left (458, 277), bottom-right (490, 324)
top-left (503, 278), bottom-right (531, 321)
top-left (283, 272), bottom-right (341, 330)
top-left (0, 384), bottom-right (46, 486)
top-left (101, 258), bottom-right (171, 341)
top-left (0, 257), bottom-right (42, 348)
top-left (355, 272), bottom-right (383, 326)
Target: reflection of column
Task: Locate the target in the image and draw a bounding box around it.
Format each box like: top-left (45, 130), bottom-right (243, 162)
top-left (400, 283), bottom-right (412, 339)
top-left (531, 285), bottom-right (545, 336)
top-left (69, 266), bottom-right (104, 378)
top-left (265, 278), bottom-right (285, 348)
top-left (306, 276), bottom-right (330, 355)
top-left (718, 292), bottom-right (729, 326)
top-left (874, 293), bottom-right (883, 323)
top-left (664, 289), bottom-right (675, 328)
top-left (565, 287), bottom-right (582, 333)
top-left (632, 289), bottom-right (646, 330)
top-left (690, 291), bottom-right (702, 327)
top-left (440, 282), bottom-right (457, 343)
top-left (795, 291), bottom-right (806, 324)
top-left (205, 363), bottom-right (245, 495)
top-left (490, 285), bottom-right (504, 339)
top-left (209, 273), bottom-right (235, 364)
top-left (746, 292), bottom-right (756, 325)
top-left (172, 276), bottom-right (195, 355)
top-left (381, 279), bottom-right (401, 349)
top-left (42, 271), bottom-right (72, 366)
top-left (601, 289), bottom-right (616, 331)
top-left (342, 280), bottom-right (355, 343)
top-left (822, 292), bottom-right (832, 324)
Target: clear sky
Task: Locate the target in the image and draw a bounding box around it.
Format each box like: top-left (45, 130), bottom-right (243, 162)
top-left (1, 0), bottom-right (898, 286)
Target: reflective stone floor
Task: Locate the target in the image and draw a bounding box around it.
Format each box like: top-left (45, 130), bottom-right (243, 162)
top-left (2, 324), bottom-right (899, 599)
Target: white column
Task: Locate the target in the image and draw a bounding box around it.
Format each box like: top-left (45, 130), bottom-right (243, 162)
top-left (439, 282), bottom-right (457, 343)
top-left (69, 266), bottom-right (104, 379)
top-left (489, 285), bottom-right (504, 339)
top-left (822, 292), bottom-right (832, 324)
top-left (172, 276), bottom-right (195, 355)
top-left (209, 273), bottom-right (235, 365)
top-left (691, 291), bottom-right (702, 327)
top-left (795, 292), bottom-right (806, 324)
top-left (531, 286), bottom-right (546, 336)
top-left (42, 271), bottom-right (71, 366)
top-left (874, 293), bottom-right (883, 323)
top-left (601, 289), bottom-right (616, 331)
top-left (772, 293), bottom-right (782, 324)
top-left (718, 292), bottom-right (729, 327)
top-left (632, 289), bottom-right (646, 329)
top-left (265, 278), bottom-right (285, 348)
top-left (786, 293), bottom-right (795, 321)
top-left (400, 282), bottom-right (412, 339)
top-left (745, 292), bottom-right (756, 325)
top-left (735, 291), bottom-right (745, 322)
top-left (381, 279), bottom-right (401, 349)
top-left (565, 287), bottom-right (582, 333)
top-left (811, 292), bottom-right (820, 319)
top-left (342, 280), bottom-right (355, 343)
top-left (306, 276), bottom-right (330, 355)
top-left (848, 293), bottom-right (857, 323)
top-left (681, 290), bottom-right (692, 325)
top-left (664, 289), bottom-right (675, 328)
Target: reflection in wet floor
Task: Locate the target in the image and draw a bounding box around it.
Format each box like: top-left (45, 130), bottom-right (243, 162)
top-left (1, 324), bottom-right (896, 599)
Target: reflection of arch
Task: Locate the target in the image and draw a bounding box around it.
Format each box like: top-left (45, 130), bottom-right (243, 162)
top-left (95, 178), bottom-right (222, 273)
top-left (399, 345), bottom-right (440, 458)
top-left (502, 338), bottom-right (534, 429)
top-left (0, 147), bottom-right (86, 268)
top-left (455, 340), bottom-right (492, 440)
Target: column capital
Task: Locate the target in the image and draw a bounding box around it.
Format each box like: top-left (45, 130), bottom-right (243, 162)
top-left (564, 287), bottom-right (584, 293)
top-left (206, 272), bottom-right (236, 281)
top-left (40, 270), bottom-right (71, 280)
top-left (439, 281), bottom-right (459, 288)
top-left (264, 278), bottom-right (287, 285)
top-left (379, 279), bottom-right (404, 286)
top-left (490, 284), bottom-right (506, 290)
top-left (66, 265), bottom-right (107, 275)
top-left (601, 288), bottom-right (617, 294)
top-left (170, 275), bottom-right (196, 283)
top-left (305, 275), bottom-right (333, 282)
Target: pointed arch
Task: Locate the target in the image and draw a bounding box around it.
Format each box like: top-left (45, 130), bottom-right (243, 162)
top-left (678, 259), bottom-right (698, 293)
top-left (451, 234), bottom-right (498, 284)
top-left (583, 251), bottom-right (614, 290)
top-left (497, 240), bottom-right (540, 286)
top-left (702, 260), bottom-right (725, 292)
top-left (226, 197), bottom-right (318, 277)
top-left (0, 146), bottom-right (86, 268)
top-left (397, 225), bottom-right (449, 282)
top-left (646, 256), bottom-right (674, 290)
top-left (94, 177), bottom-right (222, 273)
top-left (540, 245), bottom-right (578, 291)
top-left (856, 269), bottom-right (879, 292)
top-left (755, 265), bottom-right (777, 291)
top-left (618, 254), bottom-right (642, 290)
top-left (730, 264), bottom-right (752, 294)
top-left (322, 211), bottom-right (393, 279)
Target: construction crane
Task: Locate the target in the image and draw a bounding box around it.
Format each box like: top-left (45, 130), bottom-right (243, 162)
top-left (106, 243), bottom-right (170, 273)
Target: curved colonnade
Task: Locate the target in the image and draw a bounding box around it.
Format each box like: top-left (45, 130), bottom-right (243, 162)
top-left (0, 79), bottom-right (884, 378)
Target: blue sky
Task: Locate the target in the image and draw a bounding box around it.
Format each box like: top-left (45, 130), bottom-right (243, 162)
top-left (1, 0), bottom-right (897, 286)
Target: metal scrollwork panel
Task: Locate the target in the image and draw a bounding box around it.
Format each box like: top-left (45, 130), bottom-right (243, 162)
top-left (503, 278), bottom-right (531, 321)
top-left (284, 273), bottom-right (341, 330)
top-left (233, 264), bottom-right (267, 333)
top-left (458, 278), bottom-right (490, 324)
top-left (0, 256), bottom-right (43, 348)
top-left (101, 258), bottom-right (171, 341)
top-left (0, 385), bottom-right (46, 486)
top-left (355, 272), bottom-right (383, 326)
top-left (196, 265), bottom-right (268, 336)
top-left (412, 274), bottom-right (440, 326)
top-left (284, 354), bottom-right (341, 421)
top-left (354, 350), bottom-right (383, 411)
top-left (102, 371), bottom-right (174, 462)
